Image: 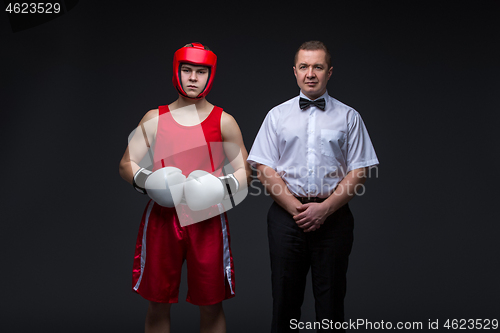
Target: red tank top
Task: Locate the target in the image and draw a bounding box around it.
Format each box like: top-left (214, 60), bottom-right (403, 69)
top-left (152, 105), bottom-right (226, 177)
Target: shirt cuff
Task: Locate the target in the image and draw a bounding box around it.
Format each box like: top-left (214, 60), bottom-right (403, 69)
top-left (247, 155), bottom-right (276, 170)
top-left (346, 159), bottom-right (379, 173)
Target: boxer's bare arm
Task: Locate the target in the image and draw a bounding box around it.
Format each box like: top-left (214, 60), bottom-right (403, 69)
top-left (119, 109), bottom-right (158, 184)
top-left (220, 112), bottom-right (252, 188)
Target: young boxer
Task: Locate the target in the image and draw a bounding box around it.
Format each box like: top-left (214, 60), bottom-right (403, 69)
top-left (119, 42), bottom-right (251, 333)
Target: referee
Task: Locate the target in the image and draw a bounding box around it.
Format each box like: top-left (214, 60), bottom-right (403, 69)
top-left (247, 41), bottom-right (379, 332)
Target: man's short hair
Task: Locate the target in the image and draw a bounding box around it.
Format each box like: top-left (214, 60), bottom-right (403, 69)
top-left (294, 41), bottom-right (331, 69)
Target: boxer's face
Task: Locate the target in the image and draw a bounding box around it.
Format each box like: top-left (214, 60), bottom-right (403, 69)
top-left (293, 49), bottom-right (332, 100)
top-left (180, 63), bottom-right (209, 98)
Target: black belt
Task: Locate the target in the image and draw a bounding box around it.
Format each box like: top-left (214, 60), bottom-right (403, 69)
top-left (294, 196), bottom-right (326, 204)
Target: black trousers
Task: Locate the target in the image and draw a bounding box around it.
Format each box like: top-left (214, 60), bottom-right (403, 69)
top-left (267, 202), bottom-right (354, 332)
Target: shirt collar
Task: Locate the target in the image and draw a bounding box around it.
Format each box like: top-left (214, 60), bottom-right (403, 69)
top-left (299, 90), bottom-right (329, 101)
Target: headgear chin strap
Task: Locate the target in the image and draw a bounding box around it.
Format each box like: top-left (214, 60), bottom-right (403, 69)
top-left (172, 42), bottom-right (217, 100)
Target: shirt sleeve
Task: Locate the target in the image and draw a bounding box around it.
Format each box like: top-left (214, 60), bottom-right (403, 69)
top-left (346, 110), bottom-right (379, 172)
top-left (247, 110), bottom-right (279, 169)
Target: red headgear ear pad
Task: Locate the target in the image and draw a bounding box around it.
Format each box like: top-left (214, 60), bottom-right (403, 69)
top-left (172, 43), bottom-right (217, 99)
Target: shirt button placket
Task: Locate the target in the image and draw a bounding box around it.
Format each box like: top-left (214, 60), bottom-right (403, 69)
top-left (307, 109), bottom-right (315, 195)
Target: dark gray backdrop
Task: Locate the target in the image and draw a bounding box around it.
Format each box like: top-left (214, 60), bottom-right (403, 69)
top-left (1, 1), bottom-right (499, 332)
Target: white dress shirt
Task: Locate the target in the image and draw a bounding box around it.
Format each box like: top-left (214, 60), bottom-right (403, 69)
top-left (247, 91), bottom-right (379, 198)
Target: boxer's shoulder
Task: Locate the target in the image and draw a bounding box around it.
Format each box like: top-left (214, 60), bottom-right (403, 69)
top-left (142, 108), bottom-right (159, 122)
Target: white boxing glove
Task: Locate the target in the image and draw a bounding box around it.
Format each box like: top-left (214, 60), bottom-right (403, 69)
top-left (184, 170), bottom-right (225, 211)
top-left (145, 167), bottom-right (186, 207)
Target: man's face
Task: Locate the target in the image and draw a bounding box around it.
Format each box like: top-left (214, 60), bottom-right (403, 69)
top-left (180, 63), bottom-right (209, 98)
top-left (293, 49), bottom-right (332, 100)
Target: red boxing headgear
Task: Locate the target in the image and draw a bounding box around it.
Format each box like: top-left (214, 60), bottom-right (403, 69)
top-left (172, 42), bottom-right (217, 99)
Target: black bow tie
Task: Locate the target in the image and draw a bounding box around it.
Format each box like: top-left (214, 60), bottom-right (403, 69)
top-left (299, 97), bottom-right (326, 111)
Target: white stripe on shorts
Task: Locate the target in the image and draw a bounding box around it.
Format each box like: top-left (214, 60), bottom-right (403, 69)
top-left (133, 200), bottom-right (155, 291)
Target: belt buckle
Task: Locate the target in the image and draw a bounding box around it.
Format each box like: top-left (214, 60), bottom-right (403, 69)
top-left (308, 196), bottom-right (323, 203)
top-left (296, 196), bottom-right (321, 203)
top-left (305, 195), bottom-right (317, 203)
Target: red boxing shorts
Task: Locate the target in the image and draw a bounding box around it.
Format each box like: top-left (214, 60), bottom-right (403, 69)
top-left (132, 200), bottom-right (235, 305)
